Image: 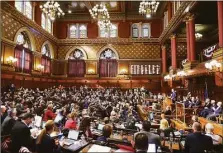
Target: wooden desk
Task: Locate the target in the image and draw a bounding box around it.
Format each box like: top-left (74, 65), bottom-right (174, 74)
top-left (111, 134), bottom-right (133, 142)
top-left (80, 144), bottom-right (116, 153)
top-left (199, 117), bottom-right (223, 137)
top-left (137, 105), bottom-right (148, 121)
top-left (171, 119), bottom-right (192, 131)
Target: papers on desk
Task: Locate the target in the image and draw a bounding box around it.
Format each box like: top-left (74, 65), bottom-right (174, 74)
top-left (174, 131), bottom-right (181, 136)
top-left (147, 144), bottom-right (156, 153)
top-left (135, 123), bottom-right (142, 130)
top-left (115, 149), bottom-right (133, 152)
top-left (88, 144), bottom-right (111, 152)
top-left (34, 115), bottom-right (42, 128)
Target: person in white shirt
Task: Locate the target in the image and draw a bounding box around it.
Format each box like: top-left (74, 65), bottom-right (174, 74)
top-left (205, 123), bottom-right (222, 145)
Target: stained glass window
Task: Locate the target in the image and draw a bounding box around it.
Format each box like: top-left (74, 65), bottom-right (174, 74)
top-left (15, 1), bottom-right (32, 20)
top-left (79, 25), bottom-right (87, 38)
top-left (70, 25), bottom-right (77, 38)
top-left (132, 24), bottom-right (139, 38)
top-left (142, 24), bottom-right (150, 38)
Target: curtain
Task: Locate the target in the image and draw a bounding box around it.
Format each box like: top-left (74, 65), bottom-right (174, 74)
top-left (41, 56), bottom-right (51, 74)
top-left (23, 48), bottom-right (32, 73)
top-left (68, 60), bottom-right (85, 77)
top-left (14, 45), bottom-right (23, 72)
top-left (99, 59), bottom-right (117, 77)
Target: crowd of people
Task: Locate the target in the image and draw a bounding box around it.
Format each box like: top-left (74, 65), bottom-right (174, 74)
top-left (1, 85), bottom-right (223, 153)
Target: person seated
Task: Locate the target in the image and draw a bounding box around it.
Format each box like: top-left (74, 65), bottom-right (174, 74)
top-left (163, 122), bottom-right (175, 138)
top-left (134, 133), bottom-right (149, 153)
top-left (64, 112), bottom-right (77, 130)
top-left (189, 115), bottom-right (200, 127)
top-left (97, 125), bottom-right (112, 142)
top-left (43, 104), bottom-right (56, 121)
top-left (184, 122), bottom-right (213, 153)
top-left (36, 120), bottom-right (59, 153)
top-left (134, 121), bottom-right (161, 148)
top-left (207, 102), bottom-right (223, 120)
top-left (195, 96), bottom-right (201, 107)
top-left (205, 123), bottom-right (222, 145)
top-left (164, 106), bottom-right (172, 115)
top-left (79, 117), bottom-right (92, 138)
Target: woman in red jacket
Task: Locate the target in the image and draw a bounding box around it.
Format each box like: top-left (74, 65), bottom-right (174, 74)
top-left (43, 104), bottom-right (56, 121)
top-left (64, 112), bottom-right (77, 129)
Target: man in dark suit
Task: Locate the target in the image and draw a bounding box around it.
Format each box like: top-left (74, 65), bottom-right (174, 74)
top-left (184, 122), bottom-right (213, 153)
top-left (11, 113), bottom-right (34, 153)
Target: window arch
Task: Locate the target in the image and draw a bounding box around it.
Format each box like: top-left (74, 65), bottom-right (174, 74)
top-left (14, 31), bottom-right (32, 73)
top-left (100, 48), bottom-right (117, 59)
top-left (69, 25), bottom-right (77, 38)
top-left (142, 24), bottom-right (150, 38)
top-left (68, 49), bottom-right (86, 77)
top-left (99, 48), bottom-right (117, 77)
top-left (79, 25), bottom-right (87, 38)
top-left (99, 23), bottom-right (118, 38)
top-left (15, 1), bottom-right (33, 20)
top-left (132, 24), bottom-right (139, 38)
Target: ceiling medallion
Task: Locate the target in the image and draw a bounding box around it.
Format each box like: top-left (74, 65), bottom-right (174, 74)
top-left (139, 0), bottom-right (160, 18)
top-left (40, 0), bottom-right (65, 21)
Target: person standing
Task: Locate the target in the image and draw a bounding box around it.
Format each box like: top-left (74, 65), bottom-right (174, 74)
top-left (184, 122), bottom-right (213, 153)
top-left (11, 113), bottom-right (34, 153)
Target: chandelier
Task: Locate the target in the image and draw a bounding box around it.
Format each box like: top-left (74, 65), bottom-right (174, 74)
top-left (139, 0), bottom-right (160, 18)
top-left (40, 0), bottom-right (65, 21)
top-left (89, 4), bottom-right (111, 30)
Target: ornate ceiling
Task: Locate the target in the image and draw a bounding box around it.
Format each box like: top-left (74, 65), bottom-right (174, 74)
top-left (57, 1), bottom-right (166, 21)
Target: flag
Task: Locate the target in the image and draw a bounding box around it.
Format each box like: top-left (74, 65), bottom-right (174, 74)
top-left (204, 81), bottom-right (208, 100)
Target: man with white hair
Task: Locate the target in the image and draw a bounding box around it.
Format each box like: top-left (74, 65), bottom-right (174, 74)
top-left (1, 105), bottom-right (7, 123)
top-left (205, 123), bottom-right (222, 145)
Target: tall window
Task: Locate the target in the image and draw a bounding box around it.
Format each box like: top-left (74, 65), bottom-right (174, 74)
top-left (132, 24), bottom-right (139, 38)
top-left (99, 24), bottom-right (118, 38)
top-left (41, 13), bottom-right (52, 33)
top-left (69, 25), bottom-right (77, 38)
top-left (15, 1), bottom-right (33, 20)
top-left (41, 44), bottom-right (51, 74)
top-left (68, 49), bottom-right (85, 77)
top-left (14, 32), bottom-right (32, 73)
top-left (68, 24), bottom-right (87, 38)
top-left (99, 49), bottom-right (117, 77)
top-left (142, 24), bottom-right (150, 38)
top-left (79, 25), bottom-right (87, 38)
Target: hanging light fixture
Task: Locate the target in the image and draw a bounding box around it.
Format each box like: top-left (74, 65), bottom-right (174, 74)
top-left (40, 0), bottom-right (65, 21)
top-left (89, 3), bottom-right (111, 30)
top-left (139, 0), bottom-right (160, 18)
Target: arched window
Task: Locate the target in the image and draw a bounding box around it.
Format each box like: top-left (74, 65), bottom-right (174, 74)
top-left (99, 24), bottom-right (118, 38)
top-left (99, 49), bottom-right (117, 77)
top-left (142, 24), bottom-right (150, 38)
top-left (14, 32), bottom-right (32, 73)
top-left (132, 24), bottom-right (139, 38)
top-left (70, 25), bottom-right (77, 38)
top-left (41, 44), bottom-right (51, 74)
top-left (68, 49), bottom-right (85, 77)
top-left (110, 24), bottom-right (118, 38)
top-left (41, 13), bottom-right (46, 29)
top-left (79, 25), bottom-right (87, 38)
top-left (15, 1), bottom-right (33, 20)
top-left (41, 13), bottom-right (52, 33)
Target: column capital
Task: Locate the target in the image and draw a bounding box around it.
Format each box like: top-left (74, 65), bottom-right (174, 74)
top-left (170, 34), bottom-right (176, 39)
top-left (161, 45), bottom-right (166, 50)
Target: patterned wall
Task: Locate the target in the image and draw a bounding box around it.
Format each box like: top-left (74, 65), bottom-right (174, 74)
top-left (57, 44), bottom-right (161, 60)
top-left (1, 10), bottom-right (57, 56)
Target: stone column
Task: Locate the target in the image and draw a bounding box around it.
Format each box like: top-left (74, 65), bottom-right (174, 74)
top-left (161, 45), bottom-right (167, 73)
top-left (170, 34), bottom-right (177, 69)
top-left (189, 15), bottom-right (196, 61)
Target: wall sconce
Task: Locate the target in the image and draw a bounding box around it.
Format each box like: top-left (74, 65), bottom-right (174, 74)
top-left (6, 56), bottom-right (17, 66)
top-left (205, 60), bottom-right (221, 72)
top-left (88, 69), bottom-right (95, 74)
top-left (177, 70), bottom-right (187, 77)
top-left (36, 64), bottom-right (44, 72)
top-left (120, 69), bottom-right (127, 75)
top-left (195, 33), bottom-right (203, 40)
top-left (164, 74), bottom-right (171, 81)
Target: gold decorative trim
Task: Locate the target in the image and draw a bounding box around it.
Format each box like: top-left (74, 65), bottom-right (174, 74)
top-left (159, 1), bottom-right (197, 43)
top-left (1, 37), bottom-right (16, 47)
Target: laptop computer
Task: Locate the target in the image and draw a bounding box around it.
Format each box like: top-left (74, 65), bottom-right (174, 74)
top-left (97, 124), bottom-right (105, 131)
top-left (147, 144), bottom-right (156, 153)
top-left (64, 130), bottom-right (80, 145)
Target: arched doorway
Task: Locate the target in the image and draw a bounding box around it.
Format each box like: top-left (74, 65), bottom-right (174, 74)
top-left (99, 48), bottom-right (118, 77)
top-left (67, 49), bottom-right (86, 77)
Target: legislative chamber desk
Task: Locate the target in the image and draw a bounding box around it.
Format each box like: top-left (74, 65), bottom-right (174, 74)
top-left (171, 119), bottom-right (192, 131)
top-left (199, 117), bottom-right (223, 137)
